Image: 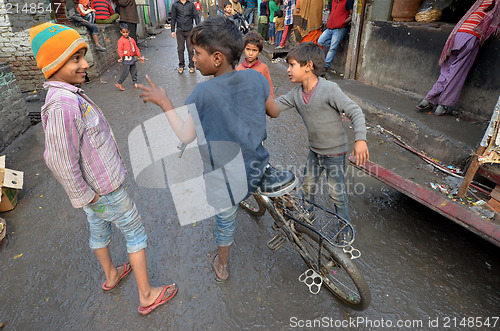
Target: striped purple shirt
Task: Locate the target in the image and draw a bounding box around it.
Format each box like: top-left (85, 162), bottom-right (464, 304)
top-left (41, 81), bottom-right (126, 208)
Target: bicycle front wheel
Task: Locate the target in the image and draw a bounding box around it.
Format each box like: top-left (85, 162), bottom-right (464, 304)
top-left (239, 193), bottom-right (266, 216)
top-left (295, 224), bottom-right (371, 310)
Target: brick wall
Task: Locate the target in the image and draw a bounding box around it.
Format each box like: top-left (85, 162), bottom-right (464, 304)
top-left (76, 24), bottom-right (122, 78)
top-left (0, 62), bottom-right (30, 151)
top-left (0, 0), bottom-right (52, 92)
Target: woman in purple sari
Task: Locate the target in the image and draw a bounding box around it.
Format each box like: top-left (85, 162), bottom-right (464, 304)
top-left (416, 0), bottom-right (500, 116)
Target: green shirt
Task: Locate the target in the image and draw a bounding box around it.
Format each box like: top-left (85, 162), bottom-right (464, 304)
top-left (269, 0), bottom-right (280, 23)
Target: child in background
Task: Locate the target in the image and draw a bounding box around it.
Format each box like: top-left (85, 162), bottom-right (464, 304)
top-left (276, 0), bottom-right (294, 49)
top-left (30, 22), bottom-right (177, 315)
top-left (276, 42), bottom-right (369, 237)
top-left (64, 0), bottom-right (106, 51)
top-left (223, 1), bottom-right (234, 21)
top-left (237, 31), bottom-right (274, 97)
top-left (258, 0), bottom-right (269, 41)
top-left (116, 23), bottom-right (144, 91)
top-left (275, 9), bottom-right (285, 47)
top-left (78, 0), bottom-right (96, 24)
top-left (268, 0), bottom-right (279, 45)
top-left (136, 16), bottom-right (281, 282)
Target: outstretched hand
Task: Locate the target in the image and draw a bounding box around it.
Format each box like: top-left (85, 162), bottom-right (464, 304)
top-left (135, 75), bottom-right (170, 108)
top-left (351, 140), bottom-right (369, 166)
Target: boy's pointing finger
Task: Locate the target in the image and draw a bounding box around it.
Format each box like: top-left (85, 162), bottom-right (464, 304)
top-left (145, 75), bottom-right (156, 88)
top-left (135, 83), bottom-right (149, 91)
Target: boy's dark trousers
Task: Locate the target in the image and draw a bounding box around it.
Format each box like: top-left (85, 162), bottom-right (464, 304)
top-left (176, 30), bottom-right (194, 68)
top-left (118, 63), bottom-right (137, 84)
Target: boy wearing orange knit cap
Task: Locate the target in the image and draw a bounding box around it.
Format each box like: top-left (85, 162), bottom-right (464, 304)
top-left (30, 22), bottom-right (177, 315)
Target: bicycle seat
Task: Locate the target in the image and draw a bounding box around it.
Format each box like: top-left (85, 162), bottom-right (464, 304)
top-left (259, 165), bottom-right (298, 197)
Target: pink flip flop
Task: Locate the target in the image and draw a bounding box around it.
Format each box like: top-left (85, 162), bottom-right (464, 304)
top-left (138, 284), bottom-right (178, 315)
top-left (101, 263), bottom-right (132, 291)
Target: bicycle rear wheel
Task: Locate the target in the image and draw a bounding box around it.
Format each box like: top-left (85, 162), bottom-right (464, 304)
top-left (295, 224), bottom-right (371, 310)
top-left (239, 193), bottom-right (266, 216)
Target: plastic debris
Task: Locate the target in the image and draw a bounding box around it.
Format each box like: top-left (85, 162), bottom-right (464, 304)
top-left (271, 58), bottom-right (286, 63)
top-left (13, 254), bottom-right (23, 259)
top-left (430, 182), bottom-right (450, 194)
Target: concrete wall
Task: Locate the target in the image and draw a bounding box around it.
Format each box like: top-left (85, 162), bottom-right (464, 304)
top-left (0, 63), bottom-right (30, 151)
top-left (0, 0), bottom-right (51, 92)
top-left (357, 21), bottom-right (500, 119)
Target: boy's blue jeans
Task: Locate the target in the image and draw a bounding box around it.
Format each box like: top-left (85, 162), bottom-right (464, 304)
top-left (317, 27), bottom-right (348, 69)
top-left (214, 205), bottom-right (238, 247)
top-left (83, 12), bottom-right (95, 24)
top-left (276, 30), bottom-right (283, 47)
top-left (83, 186), bottom-right (147, 254)
top-left (301, 150), bottom-right (350, 221)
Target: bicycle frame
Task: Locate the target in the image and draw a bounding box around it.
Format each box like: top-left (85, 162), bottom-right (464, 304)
top-left (255, 193), bottom-right (341, 272)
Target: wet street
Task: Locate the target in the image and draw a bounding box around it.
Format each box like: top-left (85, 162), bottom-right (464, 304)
top-left (1, 30), bottom-right (499, 330)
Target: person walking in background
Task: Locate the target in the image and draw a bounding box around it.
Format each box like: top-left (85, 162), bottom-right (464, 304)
top-left (171, 0), bottom-right (200, 74)
top-left (317, 0), bottom-right (353, 71)
top-left (92, 0), bottom-right (120, 24)
top-left (115, 23), bottom-right (145, 91)
top-left (194, 0), bottom-right (203, 21)
top-left (258, 0), bottom-right (269, 41)
top-left (118, 0), bottom-right (140, 42)
top-left (276, 0), bottom-right (295, 48)
top-left (416, 0), bottom-right (500, 116)
top-left (30, 22), bottom-right (177, 315)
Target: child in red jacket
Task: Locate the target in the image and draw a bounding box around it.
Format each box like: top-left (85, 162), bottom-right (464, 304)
top-left (115, 23), bottom-right (144, 91)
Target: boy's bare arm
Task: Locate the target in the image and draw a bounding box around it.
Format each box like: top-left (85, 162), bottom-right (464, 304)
top-left (266, 94), bottom-right (280, 118)
top-left (136, 75), bottom-right (196, 143)
top-left (352, 140), bottom-right (369, 165)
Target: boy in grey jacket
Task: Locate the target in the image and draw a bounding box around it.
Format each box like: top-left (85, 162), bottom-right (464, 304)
top-left (276, 42), bottom-right (369, 224)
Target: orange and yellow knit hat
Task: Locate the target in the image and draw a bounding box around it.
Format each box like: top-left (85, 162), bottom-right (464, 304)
top-left (30, 23), bottom-right (88, 79)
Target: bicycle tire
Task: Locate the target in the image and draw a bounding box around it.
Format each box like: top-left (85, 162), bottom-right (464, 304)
top-left (294, 223), bottom-right (371, 310)
top-left (239, 193), bottom-right (266, 217)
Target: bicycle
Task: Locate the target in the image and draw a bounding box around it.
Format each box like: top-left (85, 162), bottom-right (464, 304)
top-left (176, 142), bottom-right (370, 309)
top-left (239, 166), bottom-right (371, 310)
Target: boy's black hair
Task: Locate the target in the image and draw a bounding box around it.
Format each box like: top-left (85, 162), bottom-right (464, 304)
top-left (286, 42), bottom-right (325, 76)
top-left (275, 9), bottom-right (283, 18)
top-left (243, 31), bottom-right (264, 52)
top-left (223, 0), bottom-right (232, 8)
top-left (190, 16), bottom-right (244, 69)
top-left (119, 23), bottom-right (129, 31)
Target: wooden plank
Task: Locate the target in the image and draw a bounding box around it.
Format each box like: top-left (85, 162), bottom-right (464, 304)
top-left (491, 185), bottom-right (500, 201)
top-left (349, 156), bottom-right (500, 248)
top-left (488, 198), bottom-right (500, 213)
top-left (457, 146), bottom-right (486, 198)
